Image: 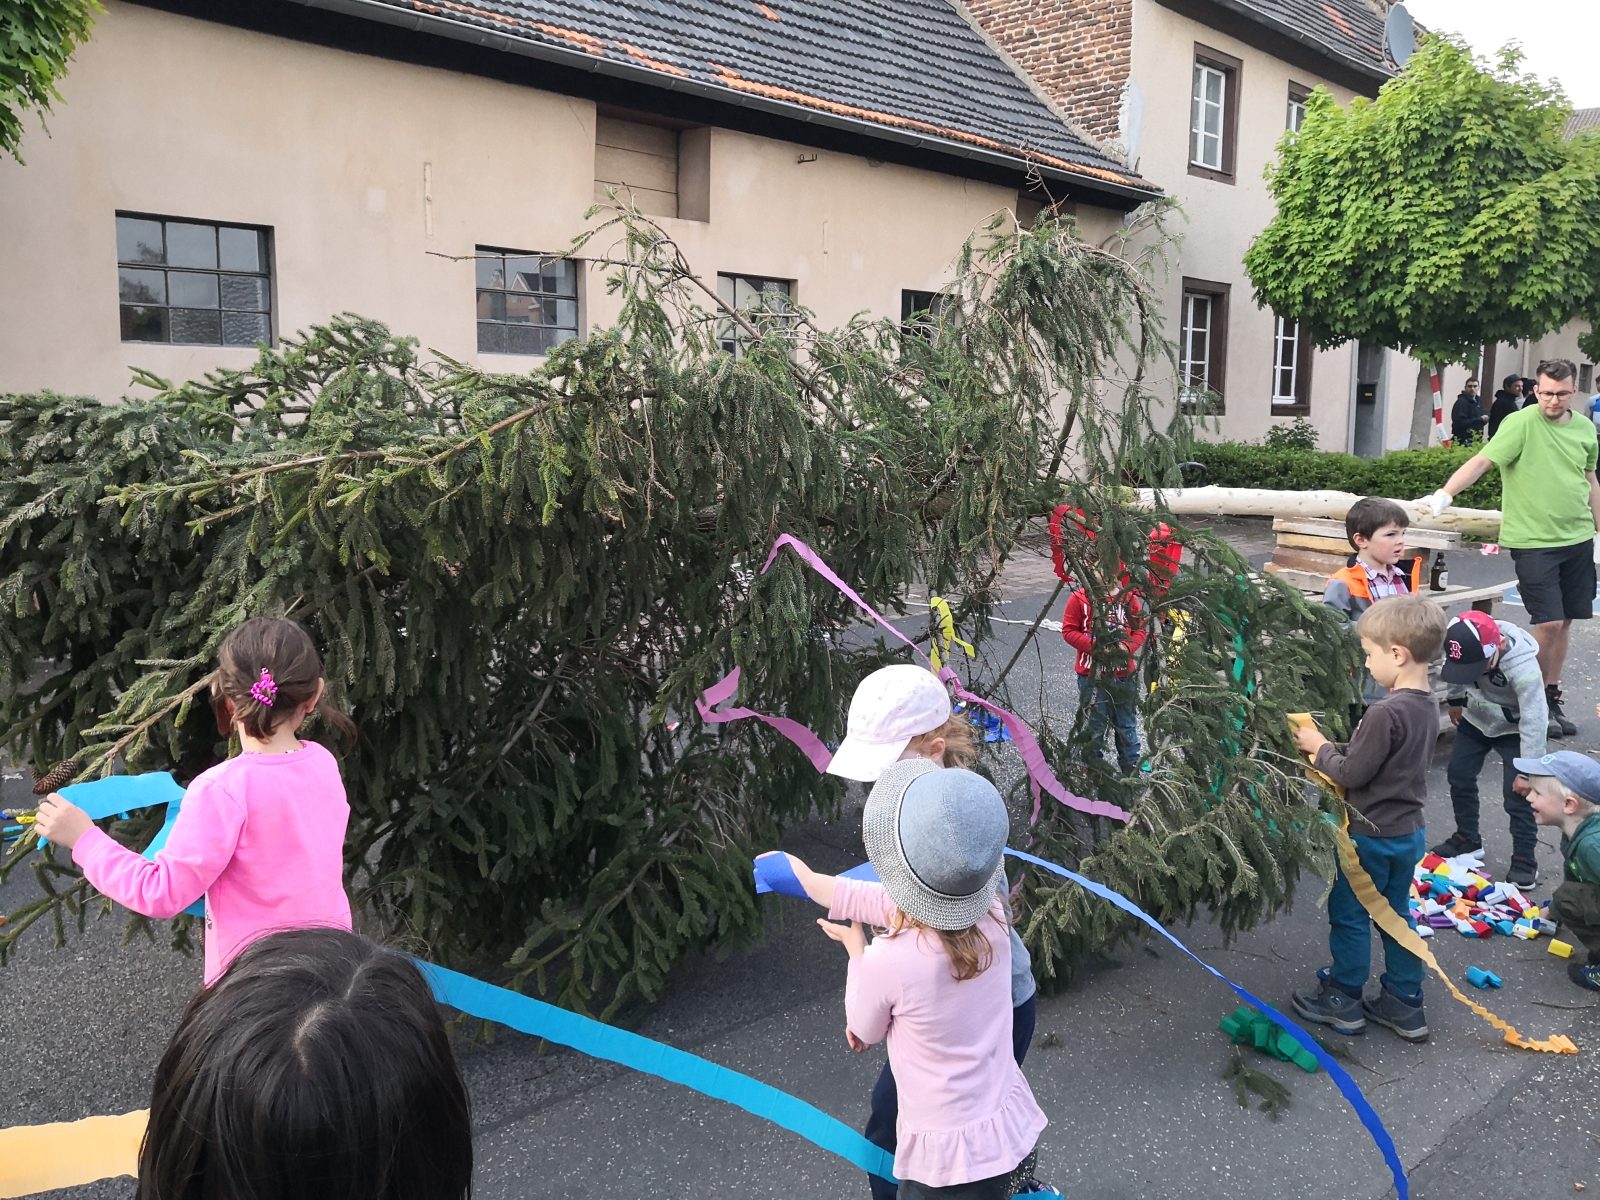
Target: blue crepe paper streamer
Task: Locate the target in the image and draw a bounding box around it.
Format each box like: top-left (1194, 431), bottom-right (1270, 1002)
top-left (47, 773), bottom-right (204, 917)
top-left (1002, 848), bottom-right (1408, 1200)
top-left (419, 960), bottom-right (899, 1184)
top-left (757, 848), bottom-right (1407, 1199)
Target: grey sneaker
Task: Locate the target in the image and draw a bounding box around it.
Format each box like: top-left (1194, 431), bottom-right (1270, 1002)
top-left (1547, 685), bottom-right (1578, 738)
top-left (1363, 989), bottom-right (1429, 1042)
top-left (1291, 976), bottom-right (1367, 1035)
top-left (1506, 855), bottom-right (1539, 889)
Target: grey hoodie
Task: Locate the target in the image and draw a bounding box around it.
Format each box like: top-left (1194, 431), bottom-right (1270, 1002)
top-left (1446, 622), bottom-right (1548, 758)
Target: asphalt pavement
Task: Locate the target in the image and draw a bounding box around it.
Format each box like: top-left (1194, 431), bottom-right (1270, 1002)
top-left (4, 520), bottom-right (1598, 1199)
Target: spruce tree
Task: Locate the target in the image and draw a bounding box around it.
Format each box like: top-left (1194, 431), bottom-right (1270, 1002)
top-left (1, 208), bottom-right (1356, 1010)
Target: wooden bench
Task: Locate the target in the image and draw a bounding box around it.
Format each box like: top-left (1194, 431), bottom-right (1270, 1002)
top-left (1263, 518), bottom-right (1507, 615)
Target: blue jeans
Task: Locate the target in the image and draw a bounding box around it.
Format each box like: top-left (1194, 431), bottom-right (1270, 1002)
top-left (863, 995), bottom-right (1037, 1200)
top-left (1328, 828), bottom-right (1426, 1001)
top-left (1076, 674), bottom-right (1140, 774)
top-left (1446, 718), bottom-right (1538, 855)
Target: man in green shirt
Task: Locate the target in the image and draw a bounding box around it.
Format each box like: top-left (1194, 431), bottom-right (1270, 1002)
top-left (1420, 359), bottom-right (1600, 738)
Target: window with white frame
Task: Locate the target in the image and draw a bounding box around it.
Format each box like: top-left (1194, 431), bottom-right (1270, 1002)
top-left (717, 273), bottom-right (794, 358)
top-left (1271, 313), bottom-right (1312, 413)
top-left (1179, 279), bottom-right (1229, 412)
top-left (1286, 84), bottom-right (1310, 133)
top-left (1189, 47), bottom-right (1239, 181)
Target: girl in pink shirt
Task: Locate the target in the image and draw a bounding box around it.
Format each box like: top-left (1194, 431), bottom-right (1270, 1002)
top-left (35, 617), bottom-right (355, 984)
top-left (785, 760), bottom-right (1046, 1199)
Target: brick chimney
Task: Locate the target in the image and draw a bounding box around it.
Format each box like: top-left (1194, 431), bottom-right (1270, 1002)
top-left (961, 0), bottom-right (1134, 149)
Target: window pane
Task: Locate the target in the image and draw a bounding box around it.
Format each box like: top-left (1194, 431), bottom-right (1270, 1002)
top-left (505, 257), bottom-right (544, 291)
top-left (119, 267), bottom-right (166, 304)
top-left (170, 307), bottom-right (222, 344)
top-left (220, 274), bottom-right (269, 311)
top-left (503, 293), bottom-right (538, 324)
top-left (167, 223), bottom-right (218, 269)
top-left (1191, 65), bottom-right (1205, 106)
top-left (222, 311), bottom-right (270, 346)
top-left (550, 327), bottom-right (577, 349)
top-left (117, 217), bottom-right (165, 265)
top-left (218, 227), bottom-right (263, 272)
top-left (716, 276), bottom-right (736, 307)
top-left (552, 298), bottom-right (578, 330)
top-left (545, 258), bottom-right (577, 295)
top-left (478, 321), bottom-right (508, 354)
top-left (1206, 70), bottom-right (1223, 105)
top-left (120, 304), bottom-right (168, 342)
top-left (169, 272), bottom-right (220, 308)
top-left (504, 324), bottom-right (549, 355)
top-left (475, 254), bottom-right (505, 289)
top-left (1204, 104), bottom-right (1222, 139)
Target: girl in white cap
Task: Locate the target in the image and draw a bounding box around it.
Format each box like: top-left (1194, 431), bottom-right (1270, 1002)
top-left (820, 665), bottom-right (1041, 1197)
top-left (788, 762), bottom-right (1046, 1198)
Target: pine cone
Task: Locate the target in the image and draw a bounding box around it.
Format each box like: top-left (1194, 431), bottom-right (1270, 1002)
top-left (31, 759), bottom-right (83, 796)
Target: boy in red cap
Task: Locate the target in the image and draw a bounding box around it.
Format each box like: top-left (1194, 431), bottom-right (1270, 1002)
top-left (1433, 611), bottom-right (1549, 887)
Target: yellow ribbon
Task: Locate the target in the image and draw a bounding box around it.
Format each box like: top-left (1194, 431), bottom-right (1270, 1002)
top-left (926, 596), bottom-right (974, 673)
top-left (0, 1109), bottom-right (147, 1198)
top-left (1288, 714), bottom-right (1578, 1055)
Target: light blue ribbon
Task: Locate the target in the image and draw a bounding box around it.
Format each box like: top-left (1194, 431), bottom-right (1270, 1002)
top-left (49, 774), bottom-right (203, 916)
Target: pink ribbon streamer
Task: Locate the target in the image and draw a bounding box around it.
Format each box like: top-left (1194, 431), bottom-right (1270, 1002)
top-left (697, 535), bottom-right (1131, 824)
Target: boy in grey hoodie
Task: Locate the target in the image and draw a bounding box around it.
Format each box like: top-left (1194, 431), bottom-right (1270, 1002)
top-left (1433, 611), bottom-right (1548, 887)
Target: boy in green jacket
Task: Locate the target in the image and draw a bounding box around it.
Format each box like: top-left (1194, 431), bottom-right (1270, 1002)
top-left (1515, 750), bottom-right (1600, 992)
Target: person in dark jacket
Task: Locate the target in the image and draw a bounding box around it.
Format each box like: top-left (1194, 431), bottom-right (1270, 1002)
top-left (1486, 374), bottom-right (1524, 440)
top-left (1451, 377), bottom-right (1487, 444)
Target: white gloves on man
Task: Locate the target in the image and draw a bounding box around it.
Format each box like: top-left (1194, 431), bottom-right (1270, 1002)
top-left (1418, 489), bottom-right (1453, 518)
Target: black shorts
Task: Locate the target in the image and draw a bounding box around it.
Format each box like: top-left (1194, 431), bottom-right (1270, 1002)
top-left (1511, 540), bottom-right (1596, 624)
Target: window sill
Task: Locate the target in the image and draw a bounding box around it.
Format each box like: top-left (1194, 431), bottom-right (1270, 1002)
top-left (1186, 162), bottom-right (1236, 184)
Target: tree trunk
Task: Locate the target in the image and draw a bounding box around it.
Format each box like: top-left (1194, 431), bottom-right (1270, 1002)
top-left (1130, 486), bottom-right (1501, 539)
top-left (1408, 360), bottom-right (1437, 449)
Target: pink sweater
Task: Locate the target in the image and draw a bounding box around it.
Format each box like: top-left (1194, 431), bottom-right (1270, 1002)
top-left (73, 742), bottom-right (352, 984)
top-left (831, 878), bottom-right (1046, 1187)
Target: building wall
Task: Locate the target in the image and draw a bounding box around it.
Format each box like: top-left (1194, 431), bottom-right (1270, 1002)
top-left (0, 2), bottom-right (1117, 403)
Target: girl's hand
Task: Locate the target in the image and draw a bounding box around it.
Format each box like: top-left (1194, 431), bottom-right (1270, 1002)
top-left (34, 793), bottom-right (92, 849)
top-left (816, 918), bottom-right (867, 958)
top-left (845, 1028), bottom-right (867, 1053)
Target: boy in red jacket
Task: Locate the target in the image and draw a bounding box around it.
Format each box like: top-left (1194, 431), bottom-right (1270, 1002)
top-left (1062, 582), bottom-right (1147, 774)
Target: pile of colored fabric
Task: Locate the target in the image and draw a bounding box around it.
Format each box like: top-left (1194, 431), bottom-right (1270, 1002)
top-left (1411, 851), bottom-right (1556, 941)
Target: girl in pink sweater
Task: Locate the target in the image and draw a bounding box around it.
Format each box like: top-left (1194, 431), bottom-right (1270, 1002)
top-left (35, 617), bottom-right (355, 984)
top-left (786, 760), bottom-right (1046, 1199)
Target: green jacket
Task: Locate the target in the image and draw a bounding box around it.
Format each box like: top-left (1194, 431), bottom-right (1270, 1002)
top-left (1562, 812), bottom-right (1600, 885)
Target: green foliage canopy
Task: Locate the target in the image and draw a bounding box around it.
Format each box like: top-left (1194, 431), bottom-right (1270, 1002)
top-left (0, 0), bottom-right (99, 163)
top-left (2, 210), bottom-right (1357, 1011)
top-left (1245, 35), bottom-right (1600, 367)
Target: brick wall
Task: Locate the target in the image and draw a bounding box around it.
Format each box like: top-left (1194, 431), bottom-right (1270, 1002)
top-left (963, 0), bottom-right (1134, 148)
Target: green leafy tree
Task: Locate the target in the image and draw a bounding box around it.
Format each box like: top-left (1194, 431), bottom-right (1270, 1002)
top-left (1, 0), bottom-right (99, 163)
top-left (1245, 35), bottom-right (1600, 448)
top-left (2, 208), bottom-right (1355, 1010)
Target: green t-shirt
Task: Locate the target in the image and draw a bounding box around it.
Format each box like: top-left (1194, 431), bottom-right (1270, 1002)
top-left (1481, 407), bottom-right (1599, 548)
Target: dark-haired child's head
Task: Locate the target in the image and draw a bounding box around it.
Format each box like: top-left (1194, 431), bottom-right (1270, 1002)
top-left (211, 617), bottom-right (354, 744)
top-left (139, 928), bottom-right (472, 1200)
top-left (1344, 497), bottom-right (1409, 568)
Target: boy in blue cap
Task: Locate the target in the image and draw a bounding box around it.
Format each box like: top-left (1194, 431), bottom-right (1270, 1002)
top-left (1515, 750), bottom-right (1600, 992)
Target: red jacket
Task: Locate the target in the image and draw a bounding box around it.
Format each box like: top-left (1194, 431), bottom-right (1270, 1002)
top-left (1061, 588), bottom-right (1147, 677)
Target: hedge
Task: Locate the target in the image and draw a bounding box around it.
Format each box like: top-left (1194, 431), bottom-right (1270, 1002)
top-left (1181, 442), bottom-right (1502, 512)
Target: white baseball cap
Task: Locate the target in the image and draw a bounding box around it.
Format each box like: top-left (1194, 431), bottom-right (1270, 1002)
top-left (826, 664), bottom-right (952, 782)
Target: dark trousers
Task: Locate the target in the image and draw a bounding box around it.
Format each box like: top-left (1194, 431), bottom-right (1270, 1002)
top-left (864, 995), bottom-right (1037, 1200)
top-left (1551, 881), bottom-right (1600, 963)
top-left (1076, 674), bottom-right (1140, 774)
top-left (1446, 719), bottom-right (1537, 855)
top-left (899, 1173), bottom-right (1013, 1200)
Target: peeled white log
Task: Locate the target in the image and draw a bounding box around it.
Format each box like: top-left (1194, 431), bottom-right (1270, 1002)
top-left (1129, 486), bottom-right (1502, 540)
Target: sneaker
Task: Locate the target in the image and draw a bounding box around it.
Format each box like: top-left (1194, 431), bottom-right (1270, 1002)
top-left (1506, 855), bottom-right (1539, 889)
top-left (1363, 989), bottom-right (1429, 1042)
top-left (1291, 976), bottom-right (1367, 1035)
top-left (1568, 961), bottom-right (1600, 993)
top-left (1547, 685), bottom-right (1578, 738)
top-left (1430, 831), bottom-right (1483, 858)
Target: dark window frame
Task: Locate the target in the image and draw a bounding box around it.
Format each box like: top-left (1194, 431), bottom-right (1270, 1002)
top-left (115, 212), bottom-right (274, 348)
top-left (1188, 44), bottom-right (1242, 184)
top-left (716, 272), bottom-right (795, 358)
top-left (1269, 312), bottom-right (1314, 415)
top-left (1179, 276), bottom-right (1230, 413)
top-left (474, 246), bottom-right (581, 357)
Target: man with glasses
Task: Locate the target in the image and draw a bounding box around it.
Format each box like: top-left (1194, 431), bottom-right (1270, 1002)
top-left (1451, 377), bottom-right (1487, 445)
top-left (1420, 359), bottom-right (1600, 738)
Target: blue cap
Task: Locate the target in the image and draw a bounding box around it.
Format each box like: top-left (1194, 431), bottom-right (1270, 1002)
top-left (1512, 751), bottom-right (1600, 806)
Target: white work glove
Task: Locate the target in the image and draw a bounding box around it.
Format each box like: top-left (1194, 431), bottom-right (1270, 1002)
top-left (1418, 489), bottom-right (1453, 518)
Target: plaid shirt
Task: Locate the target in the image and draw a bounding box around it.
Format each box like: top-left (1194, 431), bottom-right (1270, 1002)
top-left (1363, 561), bottom-right (1409, 600)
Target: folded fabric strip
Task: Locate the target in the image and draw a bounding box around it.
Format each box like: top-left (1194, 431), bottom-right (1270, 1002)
top-left (0, 1110), bottom-right (147, 1198)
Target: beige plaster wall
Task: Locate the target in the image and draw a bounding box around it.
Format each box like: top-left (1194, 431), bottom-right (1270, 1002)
top-left (1126, 0), bottom-right (1432, 453)
top-left (0, 1), bottom-right (1095, 403)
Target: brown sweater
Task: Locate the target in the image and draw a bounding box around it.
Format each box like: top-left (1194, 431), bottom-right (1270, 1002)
top-left (1313, 688), bottom-right (1435, 837)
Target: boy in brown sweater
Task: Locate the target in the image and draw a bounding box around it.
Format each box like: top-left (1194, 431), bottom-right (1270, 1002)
top-left (1291, 596), bottom-right (1448, 1042)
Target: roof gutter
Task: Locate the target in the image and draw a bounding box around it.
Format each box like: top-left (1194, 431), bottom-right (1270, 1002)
top-left (285, 0), bottom-right (1159, 205)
